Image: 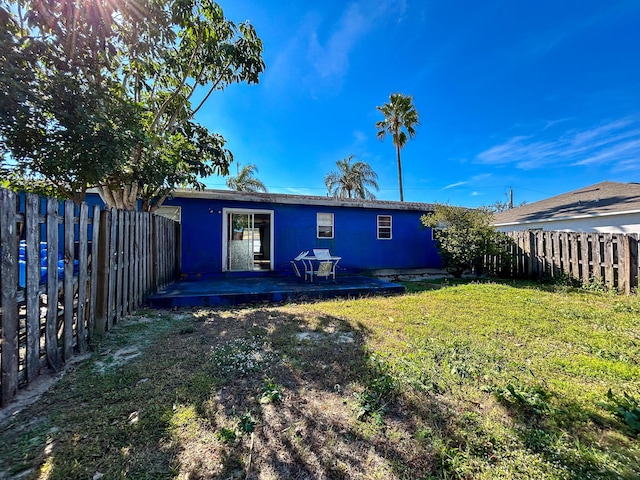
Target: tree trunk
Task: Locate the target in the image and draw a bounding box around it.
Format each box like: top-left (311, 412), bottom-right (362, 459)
top-left (396, 145), bottom-right (404, 202)
top-left (96, 183), bottom-right (139, 211)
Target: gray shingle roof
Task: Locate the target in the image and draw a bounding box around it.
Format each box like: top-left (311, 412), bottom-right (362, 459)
top-left (173, 188), bottom-right (436, 212)
top-left (492, 181), bottom-right (640, 225)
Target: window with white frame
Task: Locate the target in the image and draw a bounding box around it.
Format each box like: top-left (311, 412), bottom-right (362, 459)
top-left (377, 215), bottom-right (392, 239)
top-left (154, 206), bottom-right (182, 223)
top-left (317, 212), bottom-right (334, 238)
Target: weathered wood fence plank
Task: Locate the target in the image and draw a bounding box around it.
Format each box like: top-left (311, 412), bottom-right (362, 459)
top-left (45, 198), bottom-right (62, 372)
top-left (25, 194), bottom-right (41, 381)
top-left (77, 203), bottom-right (89, 353)
top-left (89, 205), bottom-right (101, 337)
top-left (116, 209), bottom-right (124, 325)
top-left (0, 189), bottom-right (19, 407)
top-left (494, 230), bottom-right (639, 292)
top-left (0, 188), bottom-right (181, 406)
top-left (63, 200), bottom-right (74, 361)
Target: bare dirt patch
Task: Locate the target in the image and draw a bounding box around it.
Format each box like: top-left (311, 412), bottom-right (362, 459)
top-left (93, 346), bottom-right (142, 374)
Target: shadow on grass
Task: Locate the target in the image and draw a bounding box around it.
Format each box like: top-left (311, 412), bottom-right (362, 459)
top-left (1, 304), bottom-right (637, 479)
top-left (0, 308), bottom-right (465, 479)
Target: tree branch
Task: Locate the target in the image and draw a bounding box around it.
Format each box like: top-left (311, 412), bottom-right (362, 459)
top-left (150, 29), bottom-right (203, 132)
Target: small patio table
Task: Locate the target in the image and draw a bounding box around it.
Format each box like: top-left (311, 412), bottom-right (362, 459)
top-left (302, 253), bottom-right (341, 282)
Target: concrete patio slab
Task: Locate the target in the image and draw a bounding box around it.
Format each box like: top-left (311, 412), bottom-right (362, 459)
top-left (149, 275), bottom-right (405, 308)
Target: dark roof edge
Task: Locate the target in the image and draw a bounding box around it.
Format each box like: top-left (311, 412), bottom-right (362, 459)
top-left (172, 189), bottom-right (436, 212)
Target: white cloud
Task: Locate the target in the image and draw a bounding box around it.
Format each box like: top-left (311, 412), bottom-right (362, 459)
top-left (264, 1), bottom-right (407, 96)
top-left (442, 174), bottom-right (493, 191)
top-left (444, 181), bottom-right (468, 189)
top-left (307, 0), bottom-right (406, 92)
top-left (475, 118), bottom-right (640, 171)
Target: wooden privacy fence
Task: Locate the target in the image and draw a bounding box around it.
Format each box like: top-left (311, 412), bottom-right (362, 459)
top-left (0, 188), bottom-right (181, 407)
top-left (486, 230), bottom-right (639, 293)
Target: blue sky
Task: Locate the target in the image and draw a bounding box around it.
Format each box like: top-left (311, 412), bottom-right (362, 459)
top-left (199, 0), bottom-right (640, 207)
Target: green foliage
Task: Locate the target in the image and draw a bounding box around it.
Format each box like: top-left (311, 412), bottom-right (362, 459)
top-left (1, 0), bottom-right (264, 209)
top-left (354, 355), bottom-right (397, 424)
top-left (237, 410), bottom-right (257, 434)
top-left (217, 427), bottom-right (237, 443)
top-left (324, 155), bottom-right (379, 200)
top-left (421, 204), bottom-right (512, 277)
top-left (260, 378), bottom-right (283, 404)
top-left (601, 389), bottom-right (640, 435)
top-left (494, 382), bottom-right (553, 415)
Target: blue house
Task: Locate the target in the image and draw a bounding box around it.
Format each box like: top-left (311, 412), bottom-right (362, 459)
top-left (160, 190), bottom-right (441, 277)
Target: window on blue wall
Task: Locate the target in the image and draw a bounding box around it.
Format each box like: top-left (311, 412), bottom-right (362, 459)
top-left (317, 213), bottom-right (334, 238)
top-left (377, 215), bottom-right (392, 239)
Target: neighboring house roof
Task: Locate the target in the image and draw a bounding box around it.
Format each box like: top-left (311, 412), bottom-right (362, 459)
top-left (172, 188), bottom-right (436, 212)
top-left (493, 181), bottom-right (640, 227)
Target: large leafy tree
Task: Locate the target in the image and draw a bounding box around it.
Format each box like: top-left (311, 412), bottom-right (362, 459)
top-left (0, 0), bottom-right (265, 210)
top-left (226, 163), bottom-right (267, 192)
top-left (324, 155), bottom-right (379, 200)
top-left (421, 204), bottom-right (511, 278)
top-left (375, 93), bottom-right (419, 202)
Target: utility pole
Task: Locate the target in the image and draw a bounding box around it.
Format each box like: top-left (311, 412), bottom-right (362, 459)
top-left (509, 188), bottom-right (514, 209)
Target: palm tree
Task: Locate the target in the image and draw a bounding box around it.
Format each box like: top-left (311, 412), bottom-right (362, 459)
top-left (375, 93), bottom-right (419, 202)
top-left (226, 163), bottom-right (267, 192)
top-left (324, 155), bottom-right (379, 200)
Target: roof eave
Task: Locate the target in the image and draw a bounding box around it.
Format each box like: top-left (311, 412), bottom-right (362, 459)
top-left (171, 189), bottom-right (436, 212)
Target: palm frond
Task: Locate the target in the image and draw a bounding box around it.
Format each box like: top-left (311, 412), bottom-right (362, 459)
top-left (226, 163), bottom-right (267, 192)
top-left (324, 155), bottom-right (379, 200)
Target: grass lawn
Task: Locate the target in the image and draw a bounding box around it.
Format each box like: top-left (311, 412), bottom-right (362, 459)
top-left (1, 279), bottom-right (639, 479)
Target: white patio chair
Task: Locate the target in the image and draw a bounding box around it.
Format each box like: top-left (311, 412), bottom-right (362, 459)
top-left (313, 248), bottom-right (331, 260)
top-left (315, 261), bottom-right (334, 281)
top-left (290, 251), bottom-right (311, 281)
top-left (311, 249), bottom-right (340, 282)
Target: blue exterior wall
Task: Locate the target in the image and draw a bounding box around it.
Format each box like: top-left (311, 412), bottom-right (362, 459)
top-left (163, 196), bottom-right (441, 276)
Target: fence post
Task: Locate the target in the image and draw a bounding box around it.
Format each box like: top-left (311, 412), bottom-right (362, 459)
top-left (0, 188), bottom-right (19, 407)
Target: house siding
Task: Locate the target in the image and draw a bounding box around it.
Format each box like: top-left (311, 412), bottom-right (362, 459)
top-left (495, 212), bottom-right (640, 234)
top-left (164, 195), bottom-right (441, 276)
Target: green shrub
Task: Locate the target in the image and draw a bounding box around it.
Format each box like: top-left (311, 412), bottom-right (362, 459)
top-left (421, 204), bottom-right (512, 277)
